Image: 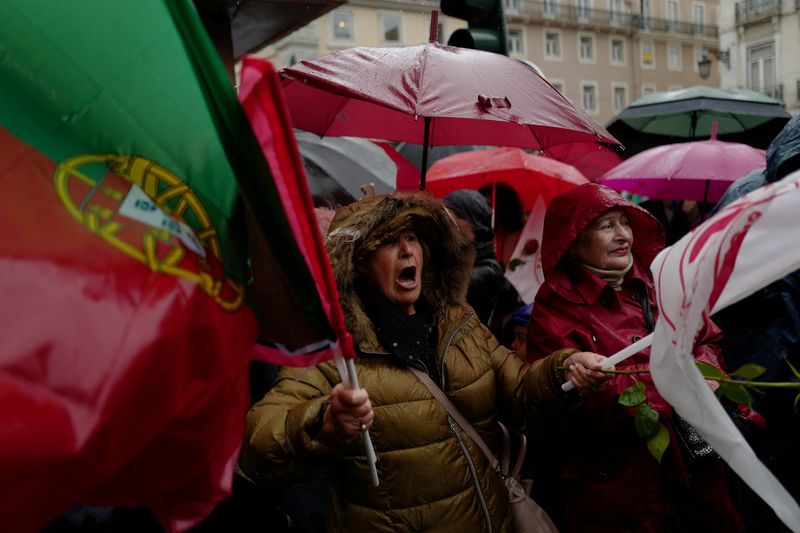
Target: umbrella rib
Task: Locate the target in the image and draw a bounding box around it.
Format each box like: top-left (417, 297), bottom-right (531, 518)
top-left (415, 45), bottom-right (432, 117)
top-left (320, 95), bottom-right (357, 137)
top-left (730, 113), bottom-right (749, 132)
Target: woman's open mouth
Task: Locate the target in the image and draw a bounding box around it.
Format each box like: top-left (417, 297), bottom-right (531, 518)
top-left (611, 247), bottom-right (629, 256)
top-left (397, 266), bottom-right (418, 289)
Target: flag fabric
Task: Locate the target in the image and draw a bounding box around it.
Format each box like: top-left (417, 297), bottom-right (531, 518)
top-left (239, 56), bottom-right (356, 364)
top-left (649, 170), bottom-right (800, 531)
top-left (504, 196), bottom-right (547, 304)
top-left (0, 1), bottom-right (338, 530)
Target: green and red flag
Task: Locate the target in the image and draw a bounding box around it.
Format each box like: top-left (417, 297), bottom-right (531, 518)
top-left (0, 1), bottom-right (344, 531)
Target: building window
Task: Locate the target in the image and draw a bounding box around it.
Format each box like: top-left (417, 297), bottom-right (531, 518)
top-left (692, 4), bottom-right (705, 35)
top-left (551, 80), bottom-right (565, 93)
top-left (331, 10), bottom-right (353, 40)
top-left (544, 0), bottom-right (559, 17)
top-left (581, 82), bottom-right (598, 113)
top-left (611, 38), bottom-right (625, 65)
top-left (668, 43), bottom-right (682, 70)
top-left (437, 22), bottom-right (445, 44)
top-left (748, 42), bottom-right (776, 97)
top-left (641, 40), bottom-right (655, 68)
top-left (609, 0), bottom-right (623, 25)
top-left (579, 34), bottom-right (595, 62)
top-left (508, 28), bottom-right (524, 55)
top-left (613, 84), bottom-right (628, 112)
top-left (381, 14), bottom-right (401, 43)
top-left (641, 0), bottom-right (652, 28)
top-left (545, 31), bottom-right (561, 59)
top-left (642, 84), bottom-right (656, 96)
top-left (666, 0), bottom-right (678, 32)
top-left (505, 0), bottom-right (521, 13)
top-left (577, 0), bottom-right (591, 21)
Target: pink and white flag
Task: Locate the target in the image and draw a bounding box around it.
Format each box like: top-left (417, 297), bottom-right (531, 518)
top-left (504, 196), bottom-right (547, 304)
top-left (650, 170), bottom-right (800, 531)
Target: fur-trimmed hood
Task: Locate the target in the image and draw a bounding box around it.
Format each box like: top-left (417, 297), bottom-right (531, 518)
top-left (325, 193), bottom-right (474, 346)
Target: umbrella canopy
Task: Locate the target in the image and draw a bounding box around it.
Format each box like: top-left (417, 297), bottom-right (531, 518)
top-left (395, 142), bottom-right (496, 171)
top-left (425, 147), bottom-right (589, 210)
top-left (607, 85), bottom-right (791, 155)
top-left (599, 123), bottom-right (765, 203)
top-left (542, 141), bottom-right (623, 182)
top-left (295, 131), bottom-right (419, 200)
top-left (281, 40), bottom-right (618, 187)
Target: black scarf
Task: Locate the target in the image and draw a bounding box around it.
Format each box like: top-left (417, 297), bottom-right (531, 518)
top-left (356, 282), bottom-right (439, 382)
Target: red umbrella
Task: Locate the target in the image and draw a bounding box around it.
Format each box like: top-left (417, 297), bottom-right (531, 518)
top-left (543, 141), bottom-right (623, 182)
top-left (280, 32), bottom-right (618, 188)
top-left (425, 147), bottom-right (589, 210)
top-left (599, 122), bottom-right (765, 203)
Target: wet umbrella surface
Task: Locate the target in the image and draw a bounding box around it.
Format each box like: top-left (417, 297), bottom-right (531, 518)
top-left (281, 40), bottom-right (618, 187)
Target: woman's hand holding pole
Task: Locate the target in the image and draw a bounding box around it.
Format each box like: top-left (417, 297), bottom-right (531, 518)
top-left (561, 333), bottom-right (653, 392)
top-left (318, 383), bottom-right (375, 447)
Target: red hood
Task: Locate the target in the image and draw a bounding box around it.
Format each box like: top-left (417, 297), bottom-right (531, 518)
top-left (541, 183), bottom-right (664, 280)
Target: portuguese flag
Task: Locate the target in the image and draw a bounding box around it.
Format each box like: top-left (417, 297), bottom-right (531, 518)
top-left (1, 1), bottom-right (342, 531)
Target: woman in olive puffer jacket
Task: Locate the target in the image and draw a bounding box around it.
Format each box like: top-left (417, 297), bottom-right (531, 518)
top-left (240, 192), bottom-right (607, 532)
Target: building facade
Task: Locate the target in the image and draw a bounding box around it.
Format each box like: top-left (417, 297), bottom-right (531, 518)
top-left (251, 0), bottom-right (720, 124)
top-left (248, 0), bottom-right (464, 70)
top-left (505, 0), bottom-right (720, 123)
top-left (719, 0), bottom-right (800, 114)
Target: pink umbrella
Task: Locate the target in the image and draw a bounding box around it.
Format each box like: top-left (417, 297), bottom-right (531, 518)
top-left (599, 122), bottom-right (765, 203)
top-left (280, 22), bottom-right (618, 188)
top-left (425, 147), bottom-right (589, 210)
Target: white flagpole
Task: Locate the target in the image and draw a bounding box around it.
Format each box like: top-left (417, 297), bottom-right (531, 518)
top-left (335, 349), bottom-right (379, 487)
top-left (561, 333), bottom-right (653, 392)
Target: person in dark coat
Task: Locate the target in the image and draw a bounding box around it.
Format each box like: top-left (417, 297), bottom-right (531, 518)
top-left (443, 190), bottom-right (519, 333)
top-left (711, 113), bottom-right (800, 532)
top-left (525, 183), bottom-right (742, 532)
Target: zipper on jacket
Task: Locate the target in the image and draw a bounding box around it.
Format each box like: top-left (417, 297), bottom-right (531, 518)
top-left (439, 311), bottom-right (493, 532)
top-left (438, 312), bottom-right (474, 389)
top-left (365, 312), bottom-right (493, 531)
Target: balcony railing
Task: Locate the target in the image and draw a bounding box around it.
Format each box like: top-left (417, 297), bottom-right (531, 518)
top-left (735, 0), bottom-right (782, 24)
top-left (508, 0), bottom-right (718, 38)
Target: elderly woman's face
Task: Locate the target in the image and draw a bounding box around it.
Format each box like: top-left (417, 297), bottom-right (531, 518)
top-left (365, 229), bottom-right (423, 315)
top-left (572, 208), bottom-right (633, 270)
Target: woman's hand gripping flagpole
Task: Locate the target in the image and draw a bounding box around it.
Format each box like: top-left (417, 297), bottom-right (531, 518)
top-left (562, 334), bottom-right (654, 392)
top-left (334, 347), bottom-right (380, 487)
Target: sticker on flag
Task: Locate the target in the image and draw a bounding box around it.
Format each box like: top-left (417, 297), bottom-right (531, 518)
top-left (119, 184), bottom-right (206, 258)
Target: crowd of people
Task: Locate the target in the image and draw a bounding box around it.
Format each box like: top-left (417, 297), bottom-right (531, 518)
top-left (234, 117), bottom-right (800, 533)
top-left (46, 117), bottom-right (800, 533)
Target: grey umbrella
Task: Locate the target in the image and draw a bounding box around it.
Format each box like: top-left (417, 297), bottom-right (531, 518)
top-left (296, 131), bottom-right (399, 199)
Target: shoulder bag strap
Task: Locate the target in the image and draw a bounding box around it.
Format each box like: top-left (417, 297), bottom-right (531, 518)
top-left (408, 367), bottom-right (500, 470)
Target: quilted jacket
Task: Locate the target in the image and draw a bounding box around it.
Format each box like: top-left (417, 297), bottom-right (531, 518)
top-left (241, 193), bottom-right (575, 532)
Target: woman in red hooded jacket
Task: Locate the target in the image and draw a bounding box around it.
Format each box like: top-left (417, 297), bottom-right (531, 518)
top-left (525, 183), bottom-right (742, 532)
